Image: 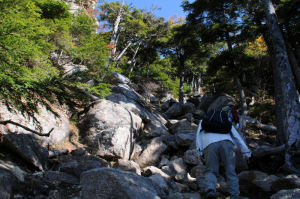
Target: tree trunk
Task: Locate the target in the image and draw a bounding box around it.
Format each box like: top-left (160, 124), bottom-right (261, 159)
top-left (296, 46), bottom-right (300, 61)
top-left (287, 42), bottom-right (300, 93)
top-left (105, 0), bottom-right (125, 68)
top-left (235, 77), bottom-right (247, 136)
top-left (262, 30), bottom-right (286, 145)
top-left (191, 75), bottom-right (195, 93)
top-left (264, 0), bottom-right (300, 173)
top-left (197, 73), bottom-right (201, 94)
top-left (179, 57), bottom-right (185, 105)
top-left (273, 56), bottom-right (286, 145)
top-left (115, 41), bottom-right (132, 62)
top-left (146, 62), bottom-right (150, 78)
top-left (128, 41), bottom-right (142, 78)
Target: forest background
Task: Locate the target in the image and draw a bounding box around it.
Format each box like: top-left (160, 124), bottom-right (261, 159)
top-left (0, 0), bottom-right (300, 171)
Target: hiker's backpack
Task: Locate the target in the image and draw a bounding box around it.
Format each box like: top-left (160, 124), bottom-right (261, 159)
top-left (201, 109), bottom-right (232, 134)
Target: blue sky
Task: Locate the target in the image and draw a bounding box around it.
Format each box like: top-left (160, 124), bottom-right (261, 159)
top-left (102, 0), bottom-right (190, 20)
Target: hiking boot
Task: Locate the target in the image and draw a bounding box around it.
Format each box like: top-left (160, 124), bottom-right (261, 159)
top-left (205, 190), bottom-right (222, 199)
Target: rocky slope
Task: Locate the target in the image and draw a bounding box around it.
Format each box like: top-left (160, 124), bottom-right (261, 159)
top-left (0, 73), bottom-right (300, 199)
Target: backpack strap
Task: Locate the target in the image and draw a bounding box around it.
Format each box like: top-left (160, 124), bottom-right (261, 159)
top-left (219, 110), bottom-right (223, 123)
top-left (208, 109), bottom-right (215, 121)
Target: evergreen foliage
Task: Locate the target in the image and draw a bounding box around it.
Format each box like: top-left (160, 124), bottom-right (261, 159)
top-left (1, 0), bottom-right (299, 122)
top-left (0, 0), bottom-right (110, 116)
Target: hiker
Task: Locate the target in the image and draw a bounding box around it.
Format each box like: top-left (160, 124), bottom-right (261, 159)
top-left (222, 101), bottom-right (240, 128)
top-left (196, 109), bottom-right (251, 199)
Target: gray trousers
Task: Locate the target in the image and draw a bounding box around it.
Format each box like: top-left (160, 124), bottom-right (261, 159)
top-left (203, 140), bottom-right (240, 197)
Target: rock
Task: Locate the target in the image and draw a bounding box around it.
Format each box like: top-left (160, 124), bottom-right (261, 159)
top-left (158, 156), bottom-right (170, 168)
top-left (110, 72), bottom-right (130, 84)
top-left (148, 174), bottom-right (171, 195)
top-left (0, 160), bottom-right (27, 182)
top-left (44, 171), bottom-right (80, 185)
top-left (193, 109), bottom-right (206, 120)
top-left (252, 174), bottom-right (279, 192)
top-left (271, 174), bottom-right (300, 192)
top-left (59, 159), bottom-right (105, 178)
top-left (13, 170), bottom-right (81, 199)
top-left (196, 176), bottom-right (206, 193)
top-left (270, 188), bottom-right (300, 199)
top-left (161, 99), bottom-right (177, 112)
top-left (0, 102), bottom-right (73, 147)
top-left (70, 148), bottom-right (88, 156)
top-left (190, 164), bottom-right (206, 178)
top-left (134, 137), bottom-right (167, 168)
top-left (183, 149), bottom-right (202, 165)
top-left (130, 143), bottom-right (143, 160)
top-left (167, 192), bottom-right (201, 199)
top-left (0, 168), bottom-right (18, 199)
top-left (142, 92), bottom-right (159, 104)
top-left (178, 113), bottom-right (194, 123)
top-left (238, 170), bottom-right (268, 182)
top-left (80, 168), bottom-right (166, 199)
top-left (175, 182), bottom-right (190, 192)
top-left (169, 119), bottom-right (198, 135)
top-left (160, 91), bottom-right (175, 103)
top-left (113, 159), bottom-right (142, 175)
top-left (175, 172), bottom-right (187, 182)
top-left (182, 102), bottom-right (195, 115)
top-left (79, 99), bottom-right (142, 159)
top-left (107, 85), bottom-right (168, 133)
top-left (175, 132), bottom-right (195, 147)
top-left (143, 166), bottom-right (171, 179)
top-left (238, 170), bottom-right (270, 198)
top-left (164, 158), bottom-right (187, 178)
top-left (164, 102), bottom-right (183, 119)
top-left (62, 64), bottom-right (88, 77)
top-left (2, 134), bottom-right (49, 170)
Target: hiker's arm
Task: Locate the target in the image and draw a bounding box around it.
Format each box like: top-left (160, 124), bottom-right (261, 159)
top-left (231, 126), bottom-right (252, 158)
top-left (196, 120), bottom-right (204, 155)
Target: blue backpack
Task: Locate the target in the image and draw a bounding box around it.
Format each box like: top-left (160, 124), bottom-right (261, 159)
top-left (201, 109), bottom-right (232, 134)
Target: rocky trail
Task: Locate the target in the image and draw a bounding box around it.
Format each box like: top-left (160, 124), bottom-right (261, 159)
top-left (0, 73), bottom-right (300, 199)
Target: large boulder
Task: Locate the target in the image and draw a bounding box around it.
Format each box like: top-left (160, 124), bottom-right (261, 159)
top-left (0, 168), bottom-right (18, 199)
top-left (271, 174), bottom-right (300, 192)
top-left (79, 99), bottom-right (142, 160)
top-left (110, 72), bottom-right (130, 84)
top-left (80, 168), bottom-right (166, 199)
top-left (2, 134), bottom-right (49, 170)
top-left (164, 102), bottom-right (183, 119)
top-left (13, 170), bottom-right (81, 198)
top-left (134, 137), bottom-right (167, 168)
top-left (270, 189), bottom-right (300, 199)
top-left (107, 84), bottom-right (168, 134)
top-left (59, 159), bottom-right (106, 178)
top-left (175, 132), bottom-right (195, 147)
top-left (183, 149), bottom-right (203, 165)
top-left (113, 159), bottom-right (142, 175)
top-left (182, 102), bottom-right (195, 115)
top-left (169, 119), bottom-right (198, 135)
top-left (0, 102), bottom-right (73, 147)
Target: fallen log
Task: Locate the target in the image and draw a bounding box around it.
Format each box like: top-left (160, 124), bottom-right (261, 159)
top-left (246, 116), bottom-right (277, 132)
top-left (252, 144), bottom-right (285, 158)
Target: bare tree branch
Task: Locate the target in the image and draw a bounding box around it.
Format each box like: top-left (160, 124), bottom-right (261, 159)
top-left (0, 120), bottom-right (54, 137)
